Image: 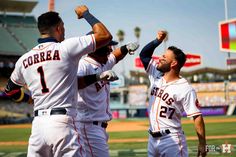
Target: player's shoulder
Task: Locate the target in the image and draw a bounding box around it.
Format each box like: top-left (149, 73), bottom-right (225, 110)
top-left (16, 51), bottom-right (31, 62)
top-left (176, 77), bottom-right (195, 91)
top-left (83, 56), bottom-right (100, 67)
top-left (62, 35), bottom-right (93, 45)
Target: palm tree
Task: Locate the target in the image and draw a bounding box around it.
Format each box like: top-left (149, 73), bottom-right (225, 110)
top-left (163, 30), bottom-right (168, 51)
top-left (116, 30), bottom-right (125, 76)
top-left (134, 26), bottom-right (141, 42)
top-left (116, 30), bottom-right (125, 44)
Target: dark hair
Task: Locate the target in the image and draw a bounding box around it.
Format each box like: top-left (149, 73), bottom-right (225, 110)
top-left (37, 11), bottom-right (62, 34)
top-left (168, 46), bottom-right (186, 69)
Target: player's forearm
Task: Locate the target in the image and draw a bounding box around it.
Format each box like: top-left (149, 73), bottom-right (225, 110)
top-left (77, 74), bottom-right (97, 89)
top-left (82, 11), bottom-right (112, 49)
top-left (139, 39), bottom-right (162, 70)
top-left (194, 115), bottom-right (206, 145)
top-left (113, 46), bottom-right (128, 63)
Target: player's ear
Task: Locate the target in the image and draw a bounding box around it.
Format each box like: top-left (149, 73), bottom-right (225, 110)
top-left (55, 24), bottom-right (61, 33)
top-left (171, 60), bottom-right (178, 68)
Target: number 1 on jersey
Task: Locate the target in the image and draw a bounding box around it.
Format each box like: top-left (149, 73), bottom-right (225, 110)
top-left (37, 66), bottom-right (49, 93)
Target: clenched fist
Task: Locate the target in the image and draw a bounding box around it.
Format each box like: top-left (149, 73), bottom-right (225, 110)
top-left (75, 5), bottom-right (89, 19)
top-left (96, 70), bottom-right (119, 81)
top-left (157, 30), bottom-right (167, 42)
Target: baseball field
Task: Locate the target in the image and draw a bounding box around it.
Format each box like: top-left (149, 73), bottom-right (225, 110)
top-left (0, 115), bottom-right (235, 157)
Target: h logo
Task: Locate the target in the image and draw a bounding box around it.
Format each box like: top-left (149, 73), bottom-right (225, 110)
top-left (222, 144), bottom-right (232, 153)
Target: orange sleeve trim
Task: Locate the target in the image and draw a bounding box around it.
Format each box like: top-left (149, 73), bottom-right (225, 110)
top-left (187, 112), bottom-right (202, 117)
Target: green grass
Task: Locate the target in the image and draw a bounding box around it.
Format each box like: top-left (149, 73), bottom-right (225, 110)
top-left (0, 128), bottom-right (31, 141)
top-left (109, 119), bottom-right (236, 139)
top-left (0, 116), bottom-right (235, 157)
top-left (183, 122), bottom-right (236, 136)
top-left (0, 146), bottom-right (28, 153)
top-left (109, 130), bottom-right (148, 139)
top-left (4, 123), bottom-right (234, 142)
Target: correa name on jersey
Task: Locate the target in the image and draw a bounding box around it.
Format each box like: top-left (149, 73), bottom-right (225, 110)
top-left (23, 50), bottom-right (61, 69)
top-left (150, 86), bottom-right (175, 105)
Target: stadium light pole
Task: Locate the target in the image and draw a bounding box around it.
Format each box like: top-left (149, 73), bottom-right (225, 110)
top-left (224, 0), bottom-right (230, 104)
top-left (48, 0), bottom-right (55, 11)
top-left (224, 0), bottom-right (231, 80)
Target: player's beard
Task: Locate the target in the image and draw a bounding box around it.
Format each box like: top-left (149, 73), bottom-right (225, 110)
top-left (157, 62), bottom-right (171, 73)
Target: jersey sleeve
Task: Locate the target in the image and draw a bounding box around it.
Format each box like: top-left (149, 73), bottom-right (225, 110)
top-left (62, 34), bottom-right (96, 60)
top-left (104, 54), bottom-right (116, 70)
top-left (10, 59), bottom-right (25, 86)
top-left (147, 58), bottom-right (163, 84)
top-left (77, 59), bottom-right (88, 76)
top-left (183, 89), bottom-right (202, 117)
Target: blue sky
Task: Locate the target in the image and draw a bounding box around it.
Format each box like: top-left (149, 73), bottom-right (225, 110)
top-left (31, 0), bottom-right (236, 75)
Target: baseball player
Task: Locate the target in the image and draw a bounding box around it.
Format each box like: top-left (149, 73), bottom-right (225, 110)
top-left (76, 39), bottom-right (139, 157)
top-left (4, 5), bottom-right (114, 157)
top-left (139, 30), bottom-right (207, 157)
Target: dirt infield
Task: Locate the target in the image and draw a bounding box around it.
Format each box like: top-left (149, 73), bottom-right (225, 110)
top-left (107, 117), bottom-right (236, 132)
top-left (1, 117), bottom-right (236, 131)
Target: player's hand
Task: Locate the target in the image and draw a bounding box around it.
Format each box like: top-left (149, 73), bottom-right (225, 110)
top-left (75, 5), bottom-right (89, 19)
top-left (28, 97), bottom-right (34, 105)
top-left (126, 42), bottom-right (139, 55)
top-left (157, 30), bottom-right (167, 42)
top-left (97, 70), bottom-right (119, 81)
top-left (197, 143), bottom-right (207, 157)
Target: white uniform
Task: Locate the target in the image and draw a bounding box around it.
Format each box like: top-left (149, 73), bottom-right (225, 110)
top-left (10, 35), bottom-right (96, 157)
top-left (146, 59), bottom-right (201, 157)
top-left (76, 54), bottom-right (116, 157)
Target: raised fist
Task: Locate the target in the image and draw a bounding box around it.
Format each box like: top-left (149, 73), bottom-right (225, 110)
top-left (97, 70), bottom-right (119, 81)
top-left (126, 42), bottom-right (139, 55)
top-left (75, 5), bottom-right (89, 19)
top-left (157, 30), bottom-right (167, 42)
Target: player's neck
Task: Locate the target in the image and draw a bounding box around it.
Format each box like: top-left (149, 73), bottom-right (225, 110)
top-left (163, 71), bottom-right (180, 83)
top-left (40, 33), bottom-right (58, 41)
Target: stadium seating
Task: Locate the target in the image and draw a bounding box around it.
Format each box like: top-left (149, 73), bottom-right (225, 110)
top-left (0, 15), bottom-right (36, 26)
top-left (0, 14), bottom-right (39, 55)
top-left (192, 82), bottom-right (236, 107)
top-left (8, 26), bottom-right (39, 50)
top-left (0, 26), bottom-right (25, 55)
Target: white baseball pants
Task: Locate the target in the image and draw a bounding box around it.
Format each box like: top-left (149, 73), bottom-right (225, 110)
top-left (148, 131), bottom-right (188, 157)
top-left (27, 115), bottom-right (85, 157)
top-left (76, 121), bottom-right (109, 157)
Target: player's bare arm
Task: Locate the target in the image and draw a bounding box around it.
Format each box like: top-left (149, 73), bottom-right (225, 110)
top-left (75, 5), bottom-right (112, 49)
top-left (77, 70), bottom-right (118, 89)
top-left (112, 42), bottom-right (139, 63)
top-left (139, 30), bottom-right (167, 70)
top-left (193, 115), bottom-right (207, 157)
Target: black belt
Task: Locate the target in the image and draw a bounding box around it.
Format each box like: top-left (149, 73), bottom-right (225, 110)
top-left (148, 129), bottom-right (170, 138)
top-left (34, 108), bottom-right (67, 117)
top-left (93, 121), bottom-right (108, 128)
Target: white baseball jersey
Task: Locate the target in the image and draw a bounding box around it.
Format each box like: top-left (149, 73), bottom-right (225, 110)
top-left (147, 59), bottom-right (201, 132)
top-left (76, 54), bottom-right (116, 122)
top-left (10, 35), bottom-right (96, 111)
